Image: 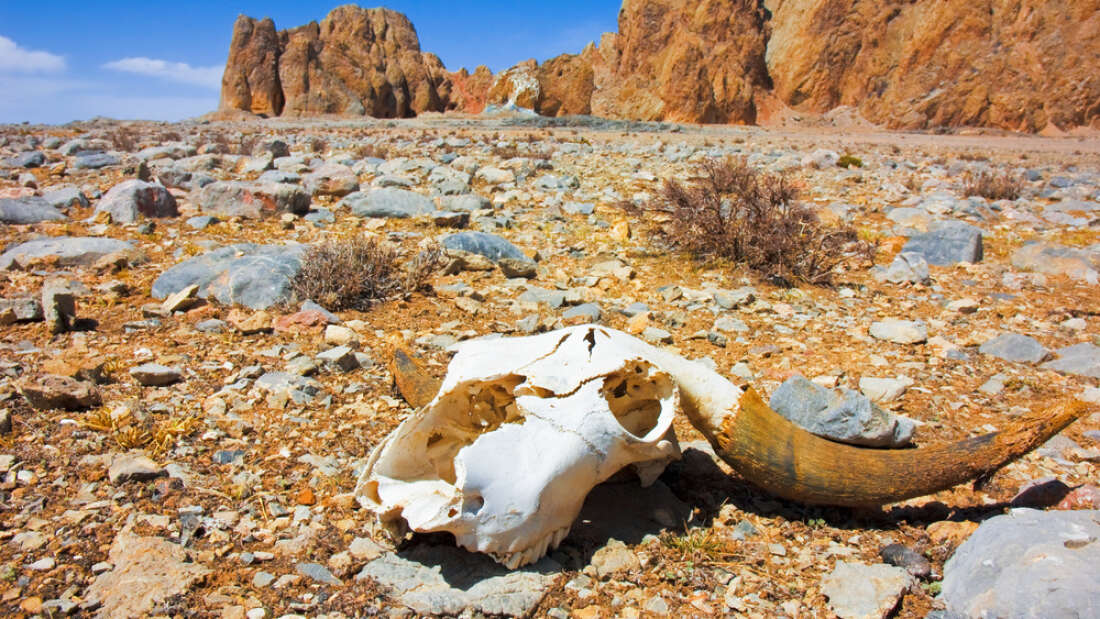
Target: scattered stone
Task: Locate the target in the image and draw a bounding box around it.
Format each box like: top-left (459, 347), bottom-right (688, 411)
top-left (821, 562), bottom-right (913, 619)
top-left (316, 346), bottom-right (359, 372)
top-left (1056, 485), bottom-right (1100, 510)
top-left (357, 544), bottom-right (560, 616)
top-left (769, 375), bottom-right (914, 447)
top-left (303, 164), bottom-right (359, 197)
top-left (869, 318), bottom-right (928, 344)
top-left (296, 562), bottom-right (342, 586)
top-left (858, 375), bottom-right (914, 403)
top-left (348, 537), bottom-right (384, 561)
top-left (73, 152), bottom-right (120, 169)
top-left (152, 244), bottom-right (306, 310)
top-left (979, 333), bottom-right (1049, 363)
top-left (442, 231), bottom-right (531, 263)
top-left (0, 237), bottom-right (132, 270)
top-left (589, 539), bottom-right (640, 578)
top-left (0, 196), bottom-right (66, 224)
top-left (108, 454), bottom-right (166, 484)
top-left (879, 544), bottom-right (931, 579)
top-left (873, 252), bottom-right (931, 285)
top-left (324, 325), bottom-right (360, 347)
top-left (41, 280), bottom-right (76, 334)
top-left (713, 287), bottom-right (756, 309)
top-left (563, 303), bottom-right (602, 324)
top-left (95, 180), bottom-right (178, 223)
top-left (84, 525), bottom-right (211, 617)
top-left (17, 375), bottom-right (101, 410)
top-left (498, 257), bottom-right (537, 278)
top-left (1041, 343), bottom-right (1100, 378)
top-left (0, 297), bottom-right (43, 321)
top-left (942, 508), bottom-right (1100, 619)
top-left (161, 284), bottom-right (201, 313)
top-left (42, 186), bottom-right (89, 210)
top-left (341, 188), bottom-right (433, 218)
top-left (129, 363), bottom-right (182, 386)
top-left (196, 181), bottom-right (310, 219)
top-left (901, 220), bottom-right (983, 266)
top-left (1012, 242), bottom-right (1100, 283)
top-left (254, 372), bottom-right (324, 406)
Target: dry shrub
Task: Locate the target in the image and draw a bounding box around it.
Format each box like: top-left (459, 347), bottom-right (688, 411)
top-left (962, 170), bottom-right (1023, 201)
top-left (309, 137), bottom-right (328, 154)
top-left (627, 157), bottom-right (869, 285)
top-left (291, 237), bottom-right (444, 311)
top-left (108, 127), bottom-right (138, 152)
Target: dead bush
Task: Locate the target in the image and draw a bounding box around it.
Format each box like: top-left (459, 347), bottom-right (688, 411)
top-left (290, 237), bottom-right (444, 311)
top-left (626, 157), bottom-right (870, 285)
top-left (355, 142), bottom-right (389, 160)
top-left (309, 137), bottom-right (328, 154)
top-left (108, 127), bottom-right (138, 152)
top-left (962, 171), bottom-right (1023, 201)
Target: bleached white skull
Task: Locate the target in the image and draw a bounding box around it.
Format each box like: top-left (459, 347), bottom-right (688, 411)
top-left (356, 326), bottom-right (684, 568)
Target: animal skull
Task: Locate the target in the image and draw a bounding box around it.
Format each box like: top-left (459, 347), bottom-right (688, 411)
top-left (358, 325), bottom-right (1091, 569)
top-left (356, 326), bottom-right (684, 568)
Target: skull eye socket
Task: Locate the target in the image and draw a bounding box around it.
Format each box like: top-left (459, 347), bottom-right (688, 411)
top-left (602, 363), bottom-right (675, 439)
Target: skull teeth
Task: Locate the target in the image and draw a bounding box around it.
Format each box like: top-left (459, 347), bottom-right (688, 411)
top-left (492, 525), bottom-right (571, 569)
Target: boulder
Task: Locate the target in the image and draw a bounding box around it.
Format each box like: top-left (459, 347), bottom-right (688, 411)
top-left (442, 232), bottom-right (531, 263)
top-left (979, 333), bottom-right (1050, 363)
top-left (901, 220), bottom-right (983, 266)
top-left (341, 188), bottom-right (433, 218)
top-left (769, 375), bottom-right (915, 448)
top-left (95, 180), bottom-right (178, 223)
top-left (0, 196), bottom-right (66, 224)
top-left (942, 509), bottom-right (1100, 618)
top-left (196, 181), bottom-right (310, 219)
top-left (1012, 242), bottom-right (1100, 283)
top-left (151, 243), bottom-right (306, 310)
top-left (41, 186), bottom-right (89, 210)
top-left (302, 163), bottom-right (359, 197)
top-left (0, 237), bottom-right (132, 270)
top-left (1041, 343), bottom-right (1100, 378)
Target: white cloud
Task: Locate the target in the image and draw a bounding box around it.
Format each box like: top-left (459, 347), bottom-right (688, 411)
top-left (0, 35), bottom-right (65, 72)
top-left (102, 57), bottom-right (221, 89)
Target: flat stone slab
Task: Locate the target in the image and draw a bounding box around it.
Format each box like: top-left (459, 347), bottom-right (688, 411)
top-left (769, 375), bottom-right (914, 447)
top-left (442, 231), bottom-right (530, 263)
top-left (341, 187), bottom-right (434, 218)
top-left (822, 561), bottom-right (913, 619)
top-left (1012, 241), bottom-right (1100, 283)
top-left (942, 508), bottom-right (1100, 619)
top-left (979, 333), bottom-right (1049, 363)
top-left (0, 236), bottom-right (132, 270)
top-left (357, 544), bottom-right (561, 616)
top-left (1041, 343), bottom-right (1100, 378)
top-left (0, 196), bottom-right (66, 224)
top-left (196, 181), bottom-right (310, 219)
top-left (901, 220), bottom-right (983, 266)
top-left (151, 243), bottom-right (305, 310)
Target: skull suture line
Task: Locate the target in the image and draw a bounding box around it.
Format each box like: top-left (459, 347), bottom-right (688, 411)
top-left (358, 325), bottom-right (1092, 569)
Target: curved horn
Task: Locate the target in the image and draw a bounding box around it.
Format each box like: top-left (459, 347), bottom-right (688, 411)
top-left (702, 387), bottom-right (1092, 507)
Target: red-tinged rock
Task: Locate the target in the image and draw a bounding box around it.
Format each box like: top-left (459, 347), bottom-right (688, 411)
top-left (273, 310), bottom-right (329, 334)
top-left (296, 487), bottom-right (316, 506)
top-left (17, 374), bottom-right (102, 411)
top-left (1056, 485), bottom-right (1100, 510)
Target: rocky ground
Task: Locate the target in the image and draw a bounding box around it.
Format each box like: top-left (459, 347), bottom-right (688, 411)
top-left (0, 115), bottom-right (1098, 618)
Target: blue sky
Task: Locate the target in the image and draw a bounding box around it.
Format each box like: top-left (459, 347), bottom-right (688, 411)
top-left (0, 1), bottom-right (621, 125)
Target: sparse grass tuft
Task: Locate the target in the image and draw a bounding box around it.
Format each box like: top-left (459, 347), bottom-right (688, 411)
top-left (290, 237), bottom-right (444, 311)
top-left (836, 154), bottom-right (863, 168)
top-left (962, 170), bottom-right (1023, 201)
top-left (625, 156), bottom-right (871, 285)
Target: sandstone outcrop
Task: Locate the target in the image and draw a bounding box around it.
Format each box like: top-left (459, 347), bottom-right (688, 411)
top-left (764, 0), bottom-right (1100, 132)
top-left (218, 1), bottom-right (1100, 131)
top-left (218, 5), bottom-right (453, 118)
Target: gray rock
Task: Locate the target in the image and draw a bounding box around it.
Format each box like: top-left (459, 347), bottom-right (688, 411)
top-left (869, 319), bottom-right (928, 344)
top-left (342, 188), bottom-right (433, 218)
top-left (534, 174), bottom-right (579, 191)
top-left (879, 544), bottom-right (931, 579)
top-left (979, 333), bottom-right (1049, 363)
top-left (258, 169), bottom-right (300, 184)
top-left (296, 562), bottom-right (342, 586)
top-left (621, 302), bottom-right (649, 317)
top-left (253, 371), bottom-right (324, 405)
top-left (432, 210), bottom-right (470, 228)
top-left (151, 244), bottom-right (305, 310)
top-left (942, 508), bottom-right (1100, 619)
top-left (901, 220), bottom-right (983, 266)
top-left (42, 186), bottom-right (89, 210)
top-left (254, 138), bottom-right (289, 158)
top-left (642, 326), bottom-right (672, 344)
top-left (562, 202), bottom-right (595, 215)
top-left (713, 287), bottom-right (756, 309)
top-left (1012, 242), bottom-right (1100, 283)
top-left (42, 280), bottom-right (76, 334)
top-left (95, 180), bottom-right (178, 223)
top-left (440, 194), bottom-right (492, 212)
top-left (356, 545), bottom-right (561, 616)
top-left (769, 375), bottom-right (914, 447)
top-left (0, 236), bottom-right (132, 270)
top-left (129, 363), bottom-right (182, 386)
top-left (303, 164), bottom-right (359, 197)
top-left (9, 150), bottom-right (45, 168)
top-left (316, 346), bottom-right (358, 373)
top-left (519, 287), bottom-right (565, 308)
top-left (195, 319), bottom-right (227, 333)
top-left (73, 152), bottom-right (120, 169)
top-left (563, 303), bottom-right (601, 323)
top-left (196, 181), bottom-right (310, 219)
top-left (253, 571), bottom-right (275, 588)
top-left (821, 562), bottom-right (913, 619)
top-left (18, 375), bottom-right (101, 411)
top-left (498, 257), bottom-right (536, 278)
top-left (136, 143), bottom-right (195, 161)
top-left (186, 215), bottom-right (218, 230)
top-left (874, 252), bottom-right (931, 285)
top-left (0, 297), bottom-right (43, 321)
top-left (301, 300), bottom-right (340, 323)
top-left (1041, 343), bottom-right (1100, 378)
top-left (589, 539), bottom-right (639, 578)
top-left (442, 231), bottom-right (530, 263)
top-left (858, 376), bottom-right (914, 403)
top-left (304, 208), bottom-right (335, 225)
top-left (0, 196), bottom-right (66, 224)
top-left (108, 454), bottom-right (166, 484)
